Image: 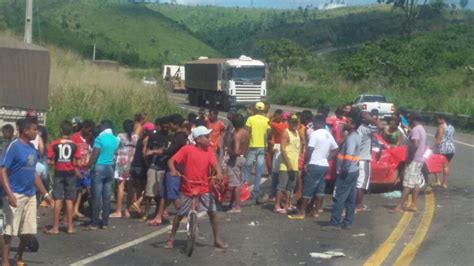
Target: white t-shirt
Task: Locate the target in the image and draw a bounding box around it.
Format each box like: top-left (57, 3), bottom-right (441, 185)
top-left (308, 128), bottom-right (339, 167)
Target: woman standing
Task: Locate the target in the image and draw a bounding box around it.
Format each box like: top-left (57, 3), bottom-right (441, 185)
top-left (110, 120), bottom-right (138, 218)
top-left (434, 114), bottom-right (455, 188)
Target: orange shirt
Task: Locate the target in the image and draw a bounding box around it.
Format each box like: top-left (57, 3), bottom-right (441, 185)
top-left (207, 120), bottom-right (225, 150)
top-left (270, 121), bottom-right (288, 144)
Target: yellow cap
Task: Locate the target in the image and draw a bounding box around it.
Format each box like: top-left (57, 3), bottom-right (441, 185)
top-left (290, 114), bottom-right (299, 122)
top-left (255, 102), bottom-right (265, 111)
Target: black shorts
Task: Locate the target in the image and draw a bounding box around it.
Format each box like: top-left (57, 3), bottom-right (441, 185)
top-left (53, 172), bottom-right (77, 200)
top-left (129, 166), bottom-right (147, 180)
top-left (442, 153), bottom-right (454, 162)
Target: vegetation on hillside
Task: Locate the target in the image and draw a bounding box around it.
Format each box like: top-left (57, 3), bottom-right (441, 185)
top-left (149, 4), bottom-right (473, 57)
top-left (267, 25), bottom-right (474, 116)
top-left (0, 30), bottom-right (179, 137)
top-left (0, 0), bottom-right (221, 67)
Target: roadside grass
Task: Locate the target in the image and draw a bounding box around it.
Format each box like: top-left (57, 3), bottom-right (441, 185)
top-left (46, 45), bottom-right (179, 137)
top-left (0, 0), bottom-right (221, 67)
top-left (270, 67), bottom-right (474, 116)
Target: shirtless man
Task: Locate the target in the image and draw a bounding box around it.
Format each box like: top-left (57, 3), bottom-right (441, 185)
top-left (226, 114), bottom-right (250, 213)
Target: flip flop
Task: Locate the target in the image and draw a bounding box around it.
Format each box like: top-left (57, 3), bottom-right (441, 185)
top-left (288, 214), bottom-right (305, 220)
top-left (146, 220), bottom-right (162, 226)
top-left (43, 228), bottom-right (59, 235)
top-left (226, 209), bottom-right (241, 213)
top-left (274, 208), bottom-right (287, 214)
top-left (14, 254), bottom-right (26, 266)
top-left (109, 213), bottom-right (122, 218)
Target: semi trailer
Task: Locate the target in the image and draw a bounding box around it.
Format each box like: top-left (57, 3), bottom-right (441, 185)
top-left (185, 55), bottom-right (266, 110)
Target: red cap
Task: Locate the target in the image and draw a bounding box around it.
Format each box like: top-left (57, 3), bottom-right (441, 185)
top-left (143, 122), bottom-right (155, 131)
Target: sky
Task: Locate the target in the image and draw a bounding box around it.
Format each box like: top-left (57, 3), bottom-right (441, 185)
top-left (158, 0), bottom-right (473, 9)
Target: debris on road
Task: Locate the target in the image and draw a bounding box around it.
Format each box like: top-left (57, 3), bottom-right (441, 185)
top-left (381, 191), bottom-right (402, 198)
top-left (309, 250), bottom-right (346, 259)
top-left (352, 233), bottom-right (366, 237)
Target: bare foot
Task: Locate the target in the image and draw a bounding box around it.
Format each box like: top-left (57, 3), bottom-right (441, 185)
top-left (442, 183), bottom-right (448, 189)
top-left (390, 207), bottom-right (404, 213)
top-left (214, 239), bottom-right (228, 249)
top-left (406, 205), bottom-right (417, 212)
top-left (164, 239), bottom-right (174, 249)
top-left (73, 212), bottom-right (85, 220)
top-left (67, 228), bottom-right (77, 234)
top-left (123, 210), bottom-right (131, 218)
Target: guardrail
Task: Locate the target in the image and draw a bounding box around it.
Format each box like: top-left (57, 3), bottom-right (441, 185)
top-left (410, 110), bottom-right (474, 130)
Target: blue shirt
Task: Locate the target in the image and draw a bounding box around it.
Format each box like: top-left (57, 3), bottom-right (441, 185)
top-left (94, 129), bottom-right (119, 165)
top-left (0, 139), bottom-right (38, 196)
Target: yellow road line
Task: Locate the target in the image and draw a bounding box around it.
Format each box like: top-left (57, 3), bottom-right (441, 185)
top-left (393, 189), bottom-right (436, 266)
top-left (363, 211), bottom-right (414, 266)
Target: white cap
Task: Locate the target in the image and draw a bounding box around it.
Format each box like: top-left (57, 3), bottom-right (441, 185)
top-left (192, 126), bottom-right (212, 139)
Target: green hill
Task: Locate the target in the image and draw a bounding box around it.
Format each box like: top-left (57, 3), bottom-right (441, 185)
top-left (149, 4), bottom-right (474, 57)
top-left (0, 0), bottom-right (221, 66)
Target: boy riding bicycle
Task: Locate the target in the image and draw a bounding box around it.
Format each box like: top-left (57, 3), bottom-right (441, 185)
top-left (165, 126), bottom-right (226, 249)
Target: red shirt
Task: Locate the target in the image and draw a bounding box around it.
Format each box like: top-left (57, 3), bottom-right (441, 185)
top-left (71, 132), bottom-right (91, 170)
top-left (171, 144), bottom-right (217, 197)
top-left (270, 121), bottom-right (288, 144)
top-left (207, 120), bottom-right (225, 150)
top-left (48, 138), bottom-right (81, 172)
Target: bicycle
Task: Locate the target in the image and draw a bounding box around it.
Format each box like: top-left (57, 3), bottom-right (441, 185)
top-left (181, 176), bottom-right (215, 257)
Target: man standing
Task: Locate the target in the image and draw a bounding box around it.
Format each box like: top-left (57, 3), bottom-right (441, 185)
top-left (1, 118), bottom-right (52, 266)
top-left (166, 126), bottom-right (226, 249)
top-left (147, 114), bottom-right (188, 226)
top-left (274, 114), bottom-right (301, 214)
top-left (392, 113), bottom-right (427, 212)
top-left (289, 116), bottom-right (338, 219)
top-left (326, 111), bottom-right (362, 230)
top-left (226, 114), bottom-right (250, 213)
top-left (143, 119), bottom-right (170, 221)
top-left (45, 121), bottom-right (81, 235)
top-left (71, 120), bottom-right (95, 219)
top-left (355, 112), bottom-right (373, 212)
top-left (86, 120), bottom-right (119, 230)
top-left (269, 110), bottom-right (288, 200)
top-left (207, 109), bottom-right (226, 159)
top-left (243, 102), bottom-right (270, 202)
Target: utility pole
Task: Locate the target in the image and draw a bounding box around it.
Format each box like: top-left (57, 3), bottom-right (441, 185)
top-left (24, 0), bottom-right (33, 43)
top-left (93, 44), bottom-right (96, 61)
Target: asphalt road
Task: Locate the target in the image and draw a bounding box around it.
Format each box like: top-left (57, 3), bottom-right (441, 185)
top-left (12, 92), bottom-right (474, 266)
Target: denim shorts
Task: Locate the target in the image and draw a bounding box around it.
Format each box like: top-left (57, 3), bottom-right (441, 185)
top-left (303, 165), bottom-right (328, 199)
top-left (162, 173), bottom-right (180, 201)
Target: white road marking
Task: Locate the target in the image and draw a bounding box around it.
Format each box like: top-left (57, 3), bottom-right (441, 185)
top-left (70, 177), bottom-right (268, 265)
top-left (426, 133), bottom-right (474, 148)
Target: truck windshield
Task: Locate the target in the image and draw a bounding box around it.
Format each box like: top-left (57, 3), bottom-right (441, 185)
top-left (361, 95), bottom-right (387, 102)
top-left (230, 67), bottom-right (265, 82)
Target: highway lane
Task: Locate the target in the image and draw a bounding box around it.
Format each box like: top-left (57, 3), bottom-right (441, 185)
top-left (14, 92), bottom-right (473, 265)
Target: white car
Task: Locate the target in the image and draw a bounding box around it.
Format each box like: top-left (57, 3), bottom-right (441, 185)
top-left (352, 94), bottom-right (395, 120)
top-left (142, 76), bottom-right (157, 86)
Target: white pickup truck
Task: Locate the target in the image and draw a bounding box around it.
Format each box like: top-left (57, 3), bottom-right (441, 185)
top-left (352, 94), bottom-right (395, 120)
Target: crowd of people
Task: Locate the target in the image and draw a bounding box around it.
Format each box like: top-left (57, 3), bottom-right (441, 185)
top-left (0, 102), bottom-right (456, 264)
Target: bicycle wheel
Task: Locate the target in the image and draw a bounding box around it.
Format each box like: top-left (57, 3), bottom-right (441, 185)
top-left (185, 211), bottom-right (198, 257)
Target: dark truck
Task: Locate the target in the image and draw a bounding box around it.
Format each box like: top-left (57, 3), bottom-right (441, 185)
top-left (0, 38), bottom-right (50, 147)
top-left (185, 56), bottom-right (266, 110)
